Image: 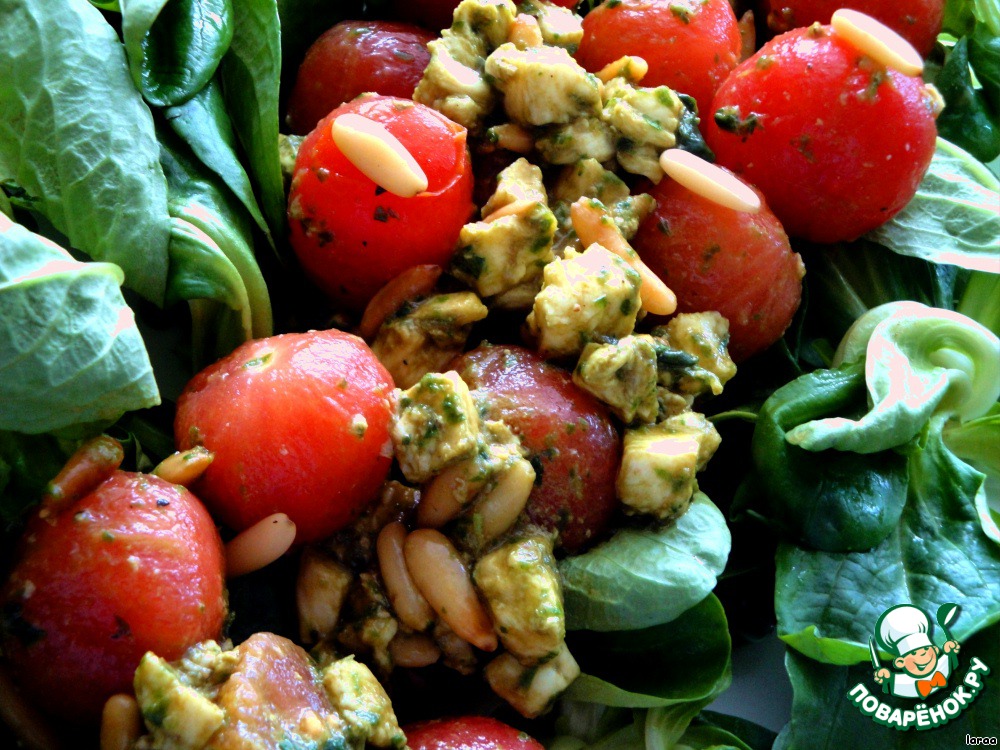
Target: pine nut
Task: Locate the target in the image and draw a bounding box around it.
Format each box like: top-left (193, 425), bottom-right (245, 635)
top-left (359, 264), bottom-right (442, 340)
top-left (470, 456), bottom-right (534, 543)
top-left (151, 446), bottom-right (213, 487)
top-left (596, 55), bottom-right (648, 84)
top-left (389, 632), bottom-right (441, 668)
top-left (418, 460), bottom-right (477, 528)
top-left (658, 149), bottom-right (762, 214)
top-left (41, 435), bottom-right (123, 516)
top-left (570, 199), bottom-right (676, 316)
top-left (510, 14), bottom-right (544, 49)
top-left (225, 513), bottom-right (297, 578)
top-left (832, 9), bottom-right (923, 77)
top-left (403, 529), bottom-right (497, 652)
top-left (486, 123), bottom-right (535, 154)
top-left (482, 198), bottom-right (538, 224)
top-left (331, 113), bottom-right (428, 198)
top-left (100, 694), bottom-right (142, 750)
top-left (378, 522), bottom-right (437, 632)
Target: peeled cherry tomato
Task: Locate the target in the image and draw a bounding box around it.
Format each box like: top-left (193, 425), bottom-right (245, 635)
top-left (288, 95), bottom-right (474, 312)
top-left (175, 329), bottom-right (394, 544)
top-left (405, 716), bottom-right (545, 750)
top-left (287, 21), bottom-right (436, 136)
top-left (452, 345), bottom-right (620, 553)
top-left (764, 0), bottom-right (944, 57)
top-left (633, 175), bottom-right (804, 361)
top-left (576, 0), bottom-right (742, 118)
top-left (1, 471), bottom-right (226, 723)
top-left (704, 24), bottom-right (938, 243)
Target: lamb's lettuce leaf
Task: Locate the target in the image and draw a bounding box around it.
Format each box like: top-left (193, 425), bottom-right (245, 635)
top-left (122, 0), bottom-right (233, 107)
top-left (0, 0), bottom-right (171, 305)
top-left (560, 494), bottom-right (731, 631)
top-left (565, 594), bottom-right (731, 708)
top-left (934, 37), bottom-right (1000, 162)
top-left (220, 0), bottom-right (285, 240)
top-left (865, 139), bottom-right (1000, 272)
top-left (0, 220), bottom-right (160, 435)
top-left (0, 432), bottom-right (70, 526)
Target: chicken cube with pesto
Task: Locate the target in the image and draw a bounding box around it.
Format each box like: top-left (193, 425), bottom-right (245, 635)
top-left (391, 371), bottom-right (480, 482)
top-left (484, 643), bottom-right (580, 718)
top-left (323, 655), bottom-right (406, 747)
top-left (602, 77), bottom-right (683, 181)
top-left (656, 312), bottom-right (737, 396)
top-left (474, 536), bottom-right (565, 663)
top-left (481, 157), bottom-right (548, 217)
top-left (372, 292), bottom-right (489, 388)
top-left (617, 412), bottom-right (722, 521)
top-left (574, 335), bottom-right (659, 424)
top-left (519, 0), bottom-right (584, 52)
top-left (485, 43), bottom-right (602, 127)
top-left (527, 243), bottom-right (641, 358)
top-left (535, 116), bottom-right (617, 165)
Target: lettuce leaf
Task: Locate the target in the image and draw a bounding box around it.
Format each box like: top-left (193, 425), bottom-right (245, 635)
top-left (0, 220), bottom-right (160, 434)
top-left (560, 493), bottom-right (731, 631)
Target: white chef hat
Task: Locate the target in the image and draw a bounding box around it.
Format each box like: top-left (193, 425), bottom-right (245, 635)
top-left (877, 605), bottom-right (933, 656)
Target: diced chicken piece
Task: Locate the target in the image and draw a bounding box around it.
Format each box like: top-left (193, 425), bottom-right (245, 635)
top-left (133, 652), bottom-right (227, 750)
top-left (552, 158), bottom-right (631, 207)
top-left (573, 335), bottom-right (659, 424)
top-left (372, 292), bottom-right (488, 388)
top-left (322, 656), bottom-right (406, 748)
top-left (485, 43), bottom-right (601, 126)
top-left (616, 412), bottom-right (721, 520)
top-left (656, 312), bottom-right (737, 396)
top-left (485, 643), bottom-right (580, 718)
top-left (482, 157), bottom-right (548, 217)
top-left (527, 243), bottom-right (641, 358)
top-left (297, 547), bottom-right (354, 645)
top-left (601, 78), bottom-right (683, 181)
top-left (391, 371), bottom-right (481, 482)
top-left (474, 536), bottom-right (564, 663)
top-left (535, 116), bottom-right (616, 165)
top-left (520, 0), bottom-right (584, 52)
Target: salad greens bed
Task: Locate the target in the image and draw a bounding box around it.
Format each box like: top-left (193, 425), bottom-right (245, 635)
top-left (1, 0), bottom-right (998, 747)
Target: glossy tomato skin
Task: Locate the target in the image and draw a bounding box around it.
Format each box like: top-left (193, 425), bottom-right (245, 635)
top-left (576, 0), bottom-right (742, 118)
top-left (288, 95), bottom-right (474, 312)
top-left (763, 0), bottom-right (944, 57)
top-left (175, 329), bottom-right (394, 544)
top-left (1, 472), bottom-right (225, 723)
top-left (633, 176), bottom-right (804, 361)
top-left (286, 21), bottom-right (436, 136)
top-left (704, 26), bottom-right (938, 243)
top-left (404, 716), bottom-right (544, 750)
top-left (452, 345), bottom-right (620, 553)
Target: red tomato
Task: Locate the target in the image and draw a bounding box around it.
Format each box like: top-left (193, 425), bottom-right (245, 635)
top-left (452, 345), bottom-right (620, 553)
top-left (1, 471), bottom-right (225, 723)
top-left (175, 329), bottom-right (394, 544)
top-left (405, 716), bottom-right (544, 750)
top-left (633, 175), bottom-right (804, 361)
top-left (575, 0), bottom-right (742, 118)
top-left (704, 25), bottom-right (938, 243)
top-left (389, 0), bottom-right (578, 33)
top-left (286, 21), bottom-right (436, 136)
top-left (288, 95), bottom-right (474, 312)
top-left (763, 0), bottom-right (944, 57)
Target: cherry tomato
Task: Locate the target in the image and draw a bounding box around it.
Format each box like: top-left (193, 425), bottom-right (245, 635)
top-left (404, 716), bottom-right (544, 750)
top-left (575, 0), bottom-right (742, 118)
top-left (175, 329), bottom-right (394, 544)
top-left (389, 0), bottom-right (579, 33)
top-left (452, 345), bottom-right (620, 553)
top-left (633, 175), bottom-right (804, 361)
top-left (763, 0), bottom-right (944, 57)
top-left (287, 21), bottom-right (436, 136)
top-left (704, 25), bottom-right (939, 243)
top-left (288, 95), bottom-right (475, 312)
top-left (1, 471), bottom-right (226, 723)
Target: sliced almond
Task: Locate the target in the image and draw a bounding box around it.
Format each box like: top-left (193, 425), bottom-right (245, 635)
top-left (596, 55), bottom-right (648, 84)
top-left (331, 113), bottom-right (428, 198)
top-left (831, 9), bottom-right (923, 77)
top-left (659, 149), bottom-right (761, 214)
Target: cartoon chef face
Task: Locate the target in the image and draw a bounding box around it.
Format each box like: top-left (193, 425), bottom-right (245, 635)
top-left (876, 604), bottom-right (939, 675)
top-left (894, 644), bottom-right (941, 678)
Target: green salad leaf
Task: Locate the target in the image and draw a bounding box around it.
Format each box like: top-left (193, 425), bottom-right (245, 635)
top-left (0, 220), bottom-right (160, 435)
top-left (0, 432), bottom-right (70, 526)
top-left (122, 0), bottom-right (233, 107)
top-left (866, 139), bottom-right (1000, 272)
top-left (565, 594), bottom-right (731, 708)
top-left (0, 0), bottom-right (171, 305)
top-left (560, 493), bottom-right (731, 631)
top-left (935, 38), bottom-right (1000, 162)
top-left (220, 0), bottom-right (285, 240)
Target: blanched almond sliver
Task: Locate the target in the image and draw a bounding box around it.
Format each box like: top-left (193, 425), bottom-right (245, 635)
top-left (331, 113), bottom-right (428, 198)
top-left (659, 149), bottom-right (761, 214)
top-left (831, 9), bottom-right (923, 77)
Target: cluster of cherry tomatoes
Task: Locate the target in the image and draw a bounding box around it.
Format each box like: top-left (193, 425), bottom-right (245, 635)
top-left (1, 0), bottom-right (944, 745)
